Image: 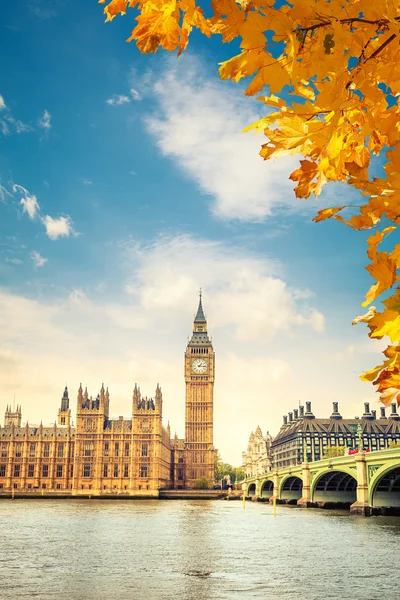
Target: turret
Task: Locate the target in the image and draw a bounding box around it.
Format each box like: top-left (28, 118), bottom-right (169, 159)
top-left (155, 383), bottom-right (163, 413)
top-left (58, 385), bottom-right (71, 426)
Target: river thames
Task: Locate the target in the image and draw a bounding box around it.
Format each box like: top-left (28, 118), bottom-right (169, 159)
top-left (0, 499), bottom-right (399, 600)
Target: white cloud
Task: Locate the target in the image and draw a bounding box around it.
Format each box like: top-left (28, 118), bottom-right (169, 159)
top-left (106, 88), bottom-right (142, 107)
top-left (125, 234), bottom-right (323, 342)
top-left (0, 180), bottom-right (12, 202)
top-left (145, 56), bottom-right (301, 221)
top-left (30, 251), bottom-right (48, 268)
top-left (106, 95), bottom-right (130, 106)
top-left (6, 258), bottom-right (23, 265)
top-left (41, 215), bottom-right (74, 240)
top-left (130, 88), bottom-right (142, 101)
top-left (37, 109), bottom-right (51, 130)
top-left (0, 120), bottom-right (10, 136)
top-left (0, 95), bottom-right (6, 110)
top-left (81, 178), bottom-right (92, 185)
top-left (13, 184), bottom-right (40, 219)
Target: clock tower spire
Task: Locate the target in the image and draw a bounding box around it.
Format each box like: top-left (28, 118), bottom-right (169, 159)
top-left (184, 291), bottom-right (215, 488)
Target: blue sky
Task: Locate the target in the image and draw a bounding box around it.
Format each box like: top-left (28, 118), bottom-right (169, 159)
top-left (0, 1), bottom-right (385, 463)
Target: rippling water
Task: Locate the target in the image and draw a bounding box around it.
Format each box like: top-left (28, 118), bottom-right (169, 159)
top-left (0, 499), bottom-right (399, 600)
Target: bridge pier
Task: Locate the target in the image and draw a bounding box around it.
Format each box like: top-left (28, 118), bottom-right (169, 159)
top-left (297, 462), bottom-right (315, 508)
top-left (350, 452), bottom-right (372, 517)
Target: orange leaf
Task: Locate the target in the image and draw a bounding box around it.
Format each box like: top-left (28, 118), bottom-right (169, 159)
top-left (313, 206), bottom-right (346, 223)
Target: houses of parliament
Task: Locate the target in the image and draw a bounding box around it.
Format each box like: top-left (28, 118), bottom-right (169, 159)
top-left (0, 295), bottom-right (215, 496)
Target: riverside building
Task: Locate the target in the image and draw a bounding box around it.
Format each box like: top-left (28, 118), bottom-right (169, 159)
top-left (271, 401), bottom-right (400, 469)
top-left (0, 294), bottom-right (215, 496)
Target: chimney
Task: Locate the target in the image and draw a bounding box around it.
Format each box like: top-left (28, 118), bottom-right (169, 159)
top-left (389, 402), bottom-right (399, 419)
top-left (330, 402), bottom-right (342, 420)
top-left (380, 407), bottom-right (386, 418)
top-left (299, 405), bottom-right (304, 418)
top-left (364, 402), bottom-right (371, 414)
top-left (283, 415), bottom-right (288, 425)
top-left (288, 412), bottom-right (293, 422)
top-left (371, 410), bottom-right (376, 419)
top-left (305, 402), bottom-right (315, 419)
top-left (293, 409), bottom-right (299, 419)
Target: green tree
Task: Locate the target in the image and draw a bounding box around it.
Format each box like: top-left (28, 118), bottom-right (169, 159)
top-left (389, 441), bottom-right (400, 449)
top-left (214, 453), bottom-right (245, 484)
top-left (323, 446), bottom-right (346, 459)
top-left (193, 476), bottom-right (211, 490)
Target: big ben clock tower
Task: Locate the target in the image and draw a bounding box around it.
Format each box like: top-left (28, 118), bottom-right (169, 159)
top-left (184, 291), bottom-right (215, 487)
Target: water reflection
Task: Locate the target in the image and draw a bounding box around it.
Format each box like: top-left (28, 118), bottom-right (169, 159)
top-left (0, 500), bottom-right (399, 599)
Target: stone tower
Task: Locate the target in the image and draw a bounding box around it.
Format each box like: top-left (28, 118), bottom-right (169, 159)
top-left (4, 403), bottom-right (22, 428)
top-left (184, 292), bottom-right (215, 487)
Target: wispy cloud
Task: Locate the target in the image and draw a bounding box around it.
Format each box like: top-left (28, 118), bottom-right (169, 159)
top-left (1, 115), bottom-right (32, 135)
top-left (106, 88), bottom-right (142, 107)
top-left (130, 88), bottom-right (142, 101)
top-left (0, 180), bottom-right (13, 203)
top-left (10, 183), bottom-right (75, 240)
top-left (6, 258), bottom-right (23, 265)
top-left (80, 178), bottom-right (92, 185)
top-left (106, 95), bottom-right (130, 107)
top-left (41, 215), bottom-right (74, 240)
top-left (0, 95), bottom-right (6, 111)
top-left (37, 109), bottom-right (51, 131)
top-left (13, 184), bottom-right (40, 219)
top-left (30, 251), bottom-right (48, 268)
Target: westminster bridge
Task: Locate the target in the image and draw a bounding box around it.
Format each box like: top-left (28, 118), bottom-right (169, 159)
top-left (243, 447), bottom-right (400, 516)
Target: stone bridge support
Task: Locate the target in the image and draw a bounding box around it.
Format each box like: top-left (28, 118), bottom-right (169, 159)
top-left (350, 453), bottom-right (372, 516)
top-left (298, 462), bottom-right (314, 508)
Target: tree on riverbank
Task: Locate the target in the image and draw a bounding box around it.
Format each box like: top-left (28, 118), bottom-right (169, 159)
top-left (323, 446), bottom-right (346, 459)
top-left (194, 476), bottom-right (211, 489)
top-left (100, 0), bottom-right (400, 407)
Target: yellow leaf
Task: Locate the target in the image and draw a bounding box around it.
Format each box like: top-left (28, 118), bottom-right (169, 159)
top-left (366, 226), bottom-right (396, 261)
top-left (362, 252), bottom-right (397, 306)
top-left (313, 205), bottom-right (346, 223)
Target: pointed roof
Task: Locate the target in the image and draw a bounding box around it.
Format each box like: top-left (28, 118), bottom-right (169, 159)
top-left (194, 290), bottom-right (206, 323)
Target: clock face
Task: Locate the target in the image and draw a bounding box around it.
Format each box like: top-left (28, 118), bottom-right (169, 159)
top-left (191, 358), bottom-right (208, 374)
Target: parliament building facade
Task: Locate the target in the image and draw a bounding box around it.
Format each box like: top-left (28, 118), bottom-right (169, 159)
top-left (0, 295), bottom-right (215, 496)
